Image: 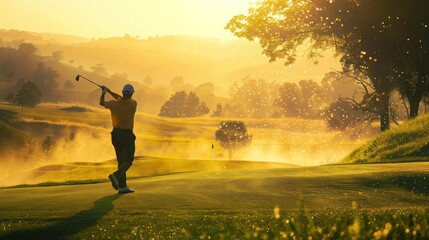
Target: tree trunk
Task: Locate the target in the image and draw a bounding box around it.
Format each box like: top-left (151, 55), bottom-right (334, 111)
top-left (406, 87), bottom-right (423, 119)
top-left (409, 97), bottom-right (421, 119)
top-left (379, 92), bottom-right (390, 132)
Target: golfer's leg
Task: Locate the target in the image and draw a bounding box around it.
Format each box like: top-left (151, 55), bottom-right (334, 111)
top-left (114, 143), bottom-right (128, 188)
top-left (117, 161), bottom-right (132, 188)
top-left (112, 131), bottom-right (123, 177)
top-left (116, 133), bottom-right (135, 188)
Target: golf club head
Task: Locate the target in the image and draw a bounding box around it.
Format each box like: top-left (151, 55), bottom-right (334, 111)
top-left (75, 75), bottom-right (80, 81)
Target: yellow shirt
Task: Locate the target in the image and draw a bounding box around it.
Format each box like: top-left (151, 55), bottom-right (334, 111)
top-left (104, 98), bottom-right (137, 129)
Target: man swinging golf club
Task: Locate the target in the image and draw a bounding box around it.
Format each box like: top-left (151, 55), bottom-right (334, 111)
top-left (100, 84), bottom-right (137, 193)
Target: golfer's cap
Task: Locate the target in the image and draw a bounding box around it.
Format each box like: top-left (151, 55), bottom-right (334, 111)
top-left (122, 84), bottom-right (135, 94)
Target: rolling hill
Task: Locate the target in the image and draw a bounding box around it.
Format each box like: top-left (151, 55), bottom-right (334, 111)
top-left (343, 113), bottom-right (429, 163)
top-left (0, 28), bottom-right (341, 97)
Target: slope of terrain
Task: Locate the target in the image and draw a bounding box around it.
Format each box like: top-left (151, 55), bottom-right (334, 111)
top-left (343, 113), bottom-right (429, 163)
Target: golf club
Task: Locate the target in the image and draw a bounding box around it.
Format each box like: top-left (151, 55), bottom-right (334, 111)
top-left (75, 74), bottom-right (102, 88)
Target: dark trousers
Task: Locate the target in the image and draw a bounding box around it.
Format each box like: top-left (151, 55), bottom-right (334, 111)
top-left (111, 128), bottom-right (135, 188)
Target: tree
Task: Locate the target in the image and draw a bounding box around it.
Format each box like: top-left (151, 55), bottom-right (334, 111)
top-left (215, 121), bottom-right (252, 160)
top-left (324, 99), bottom-right (376, 131)
top-left (193, 82), bottom-right (216, 109)
top-left (276, 80), bottom-right (327, 118)
top-left (51, 51), bottom-right (64, 62)
top-left (32, 62), bottom-right (59, 96)
top-left (229, 77), bottom-right (280, 118)
top-left (18, 43), bottom-right (37, 56)
top-left (212, 103), bottom-right (223, 117)
top-left (160, 91), bottom-right (186, 117)
top-left (4, 92), bottom-right (14, 104)
top-left (169, 75), bottom-right (193, 92)
top-left (159, 91), bottom-right (209, 118)
top-left (0, 59), bottom-right (15, 80)
top-left (15, 81), bottom-right (42, 111)
top-left (276, 82), bottom-right (302, 117)
top-left (226, 0), bottom-right (429, 131)
top-left (184, 92), bottom-right (209, 117)
top-left (90, 63), bottom-right (108, 76)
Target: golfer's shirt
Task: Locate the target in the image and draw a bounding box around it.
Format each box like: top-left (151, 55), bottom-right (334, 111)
top-left (104, 98), bottom-right (137, 130)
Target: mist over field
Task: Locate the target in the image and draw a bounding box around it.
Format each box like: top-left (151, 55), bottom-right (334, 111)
top-left (0, 29), bottom-right (414, 187)
top-left (0, 27), bottom-right (364, 187)
top-left (0, 101), bottom-right (372, 187)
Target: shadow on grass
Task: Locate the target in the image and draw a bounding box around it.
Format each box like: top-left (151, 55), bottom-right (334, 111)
top-left (354, 172), bottom-right (429, 196)
top-left (1, 194), bottom-right (122, 240)
top-left (0, 109), bottom-right (17, 123)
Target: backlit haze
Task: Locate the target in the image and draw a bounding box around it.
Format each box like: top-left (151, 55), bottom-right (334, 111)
top-left (0, 0), bottom-right (254, 40)
top-left (0, 0), bottom-right (360, 187)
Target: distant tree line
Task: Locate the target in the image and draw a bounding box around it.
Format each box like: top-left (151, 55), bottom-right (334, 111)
top-left (0, 43), bottom-right (59, 105)
top-left (156, 66), bottom-right (418, 132)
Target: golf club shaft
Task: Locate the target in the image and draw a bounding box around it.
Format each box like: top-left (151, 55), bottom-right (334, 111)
top-left (80, 75), bottom-right (102, 87)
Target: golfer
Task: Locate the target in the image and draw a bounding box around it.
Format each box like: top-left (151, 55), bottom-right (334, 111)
top-left (100, 84), bottom-right (137, 193)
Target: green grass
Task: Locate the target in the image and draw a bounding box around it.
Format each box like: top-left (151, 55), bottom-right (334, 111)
top-left (1, 162), bottom-right (429, 239)
top-left (343, 114), bottom-right (429, 163)
top-left (1, 156), bottom-right (293, 186)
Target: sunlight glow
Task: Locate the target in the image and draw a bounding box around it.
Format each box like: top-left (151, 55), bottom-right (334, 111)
top-left (0, 0), bottom-right (255, 39)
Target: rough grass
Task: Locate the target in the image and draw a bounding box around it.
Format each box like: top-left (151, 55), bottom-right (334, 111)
top-left (59, 106), bottom-right (94, 112)
top-left (0, 124), bottom-right (31, 150)
top-left (343, 113), bottom-right (429, 163)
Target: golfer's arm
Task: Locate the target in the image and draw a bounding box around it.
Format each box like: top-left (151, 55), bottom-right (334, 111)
top-left (108, 90), bottom-right (121, 100)
top-left (100, 92), bottom-right (106, 106)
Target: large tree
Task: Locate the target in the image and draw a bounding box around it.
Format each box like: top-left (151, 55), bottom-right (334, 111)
top-left (229, 77), bottom-right (280, 118)
top-left (15, 81), bottom-right (42, 111)
top-left (227, 0), bottom-right (429, 131)
top-left (32, 62), bottom-right (59, 96)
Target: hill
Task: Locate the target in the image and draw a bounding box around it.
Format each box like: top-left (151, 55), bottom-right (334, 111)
top-left (342, 113), bottom-right (429, 163)
top-left (0, 28), bottom-right (341, 96)
top-left (0, 29), bottom-right (88, 44)
top-left (41, 35), bottom-right (341, 91)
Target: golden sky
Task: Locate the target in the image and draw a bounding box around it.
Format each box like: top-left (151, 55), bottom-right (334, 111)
top-left (0, 0), bottom-right (254, 39)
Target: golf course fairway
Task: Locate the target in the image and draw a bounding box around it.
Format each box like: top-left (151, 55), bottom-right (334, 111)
top-left (1, 160), bottom-right (429, 239)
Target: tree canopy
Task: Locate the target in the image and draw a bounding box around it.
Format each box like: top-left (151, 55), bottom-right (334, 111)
top-left (15, 81), bottom-right (42, 108)
top-left (159, 91), bottom-right (210, 118)
top-left (215, 121), bottom-right (252, 160)
top-left (227, 0), bottom-right (429, 131)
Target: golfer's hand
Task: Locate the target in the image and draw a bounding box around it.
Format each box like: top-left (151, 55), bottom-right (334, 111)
top-left (101, 86), bottom-right (108, 94)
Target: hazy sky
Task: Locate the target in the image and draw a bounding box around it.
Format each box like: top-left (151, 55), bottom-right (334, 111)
top-left (0, 0), bottom-right (254, 39)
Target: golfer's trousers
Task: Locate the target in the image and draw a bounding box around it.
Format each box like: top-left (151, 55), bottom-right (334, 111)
top-left (111, 128), bottom-right (136, 188)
